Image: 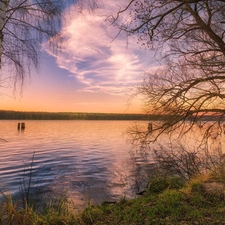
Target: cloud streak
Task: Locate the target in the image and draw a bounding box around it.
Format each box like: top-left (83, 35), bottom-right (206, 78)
top-left (47, 0), bottom-right (153, 95)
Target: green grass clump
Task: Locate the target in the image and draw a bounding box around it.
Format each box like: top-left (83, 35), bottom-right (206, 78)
top-left (0, 191), bottom-right (77, 225)
top-left (76, 175), bottom-right (225, 225)
top-left (147, 176), bottom-right (184, 194)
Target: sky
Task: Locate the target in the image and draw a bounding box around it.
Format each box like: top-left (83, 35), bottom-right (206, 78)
top-left (0, 0), bottom-right (156, 114)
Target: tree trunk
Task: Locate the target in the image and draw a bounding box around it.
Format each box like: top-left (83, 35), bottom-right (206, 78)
top-left (0, 0), bottom-right (9, 68)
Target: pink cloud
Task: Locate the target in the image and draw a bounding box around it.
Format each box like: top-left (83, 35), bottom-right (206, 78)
top-left (46, 0), bottom-right (153, 95)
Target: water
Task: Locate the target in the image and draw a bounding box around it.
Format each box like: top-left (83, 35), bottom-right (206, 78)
top-left (0, 120), bottom-right (149, 209)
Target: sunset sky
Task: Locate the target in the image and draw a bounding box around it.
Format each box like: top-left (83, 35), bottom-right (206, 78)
top-left (0, 0), bottom-right (156, 113)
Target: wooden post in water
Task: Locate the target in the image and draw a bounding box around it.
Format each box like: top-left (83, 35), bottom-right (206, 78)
top-left (148, 123), bottom-right (153, 132)
top-left (18, 123), bottom-right (21, 130)
top-left (21, 122), bottom-right (25, 130)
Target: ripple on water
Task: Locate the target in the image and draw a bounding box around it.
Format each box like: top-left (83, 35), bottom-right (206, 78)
top-left (0, 120), bottom-right (150, 207)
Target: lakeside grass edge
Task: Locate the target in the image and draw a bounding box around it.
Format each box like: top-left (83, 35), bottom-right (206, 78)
top-left (1, 174), bottom-right (225, 225)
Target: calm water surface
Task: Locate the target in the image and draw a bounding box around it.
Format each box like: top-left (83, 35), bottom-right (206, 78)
top-left (0, 120), bottom-right (149, 208)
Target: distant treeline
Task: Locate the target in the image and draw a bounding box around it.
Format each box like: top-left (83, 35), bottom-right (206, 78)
top-left (0, 110), bottom-right (170, 120)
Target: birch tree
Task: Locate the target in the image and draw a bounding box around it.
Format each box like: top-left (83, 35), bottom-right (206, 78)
top-left (0, 1), bottom-right (8, 68)
top-left (1, 0), bottom-right (100, 89)
top-left (0, 0), bottom-right (99, 89)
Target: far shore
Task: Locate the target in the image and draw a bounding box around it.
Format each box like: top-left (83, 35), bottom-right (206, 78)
top-left (0, 110), bottom-right (167, 121)
top-left (0, 110), bottom-right (223, 121)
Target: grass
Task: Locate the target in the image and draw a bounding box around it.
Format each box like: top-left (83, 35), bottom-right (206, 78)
top-left (2, 173), bottom-right (225, 225)
top-left (0, 191), bottom-right (77, 225)
top-left (78, 175), bottom-right (225, 225)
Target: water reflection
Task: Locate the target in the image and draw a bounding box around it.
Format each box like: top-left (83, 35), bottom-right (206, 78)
top-left (0, 120), bottom-right (145, 209)
top-left (129, 121), bottom-right (225, 185)
top-left (1, 120), bottom-right (224, 208)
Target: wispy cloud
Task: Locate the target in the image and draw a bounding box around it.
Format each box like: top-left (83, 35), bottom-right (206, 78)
top-left (46, 0), bottom-right (153, 95)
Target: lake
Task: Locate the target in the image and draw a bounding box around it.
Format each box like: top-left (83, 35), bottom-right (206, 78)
top-left (0, 120), bottom-right (151, 209)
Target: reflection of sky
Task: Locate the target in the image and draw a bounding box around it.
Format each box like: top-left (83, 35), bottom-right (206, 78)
top-left (0, 0), bottom-right (156, 113)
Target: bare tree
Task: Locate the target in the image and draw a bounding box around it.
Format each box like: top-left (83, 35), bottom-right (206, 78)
top-left (108, 0), bottom-right (225, 179)
top-left (112, 0), bottom-right (225, 144)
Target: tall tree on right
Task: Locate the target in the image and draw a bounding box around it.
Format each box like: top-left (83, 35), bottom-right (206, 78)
top-left (112, 0), bottom-right (225, 143)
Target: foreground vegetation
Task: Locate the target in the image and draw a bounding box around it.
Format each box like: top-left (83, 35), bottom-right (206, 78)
top-left (80, 176), bottom-right (225, 225)
top-left (2, 171), bottom-right (225, 225)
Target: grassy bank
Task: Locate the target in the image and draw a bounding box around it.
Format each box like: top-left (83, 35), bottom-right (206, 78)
top-left (1, 174), bottom-right (225, 225)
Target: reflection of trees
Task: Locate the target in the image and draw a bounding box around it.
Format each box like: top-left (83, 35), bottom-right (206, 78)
top-left (128, 147), bottom-right (157, 194)
top-left (128, 121), bottom-right (225, 183)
